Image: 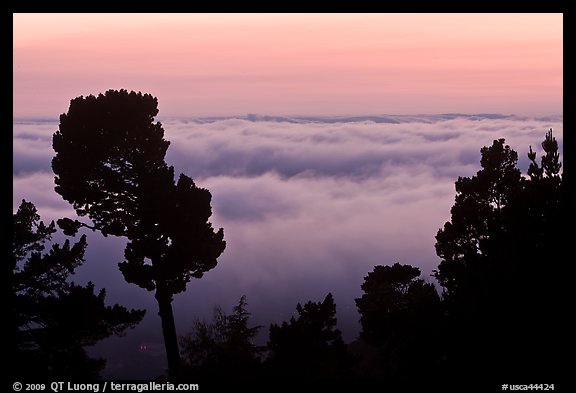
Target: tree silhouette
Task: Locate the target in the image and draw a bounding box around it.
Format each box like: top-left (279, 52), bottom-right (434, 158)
top-left (433, 131), bottom-right (564, 381)
top-left (10, 200), bottom-right (144, 378)
top-left (180, 296), bottom-right (263, 378)
top-left (355, 263), bottom-right (443, 381)
top-left (266, 293), bottom-right (353, 379)
top-left (434, 138), bottom-right (522, 302)
top-left (52, 89), bottom-right (226, 377)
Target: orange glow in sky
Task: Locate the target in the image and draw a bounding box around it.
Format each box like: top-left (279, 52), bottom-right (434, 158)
top-left (13, 13), bottom-right (562, 117)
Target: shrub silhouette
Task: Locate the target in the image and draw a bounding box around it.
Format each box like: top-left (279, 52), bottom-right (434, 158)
top-left (180, 296), bottom-right (263, 378)
top-left (355, 263), bottom-right (443, 381)
top-left (266, 293), bottom-right (353, 379)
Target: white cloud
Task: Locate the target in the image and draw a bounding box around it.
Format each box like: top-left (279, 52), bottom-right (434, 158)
top-left (161, 115), bottom-right (563, 182)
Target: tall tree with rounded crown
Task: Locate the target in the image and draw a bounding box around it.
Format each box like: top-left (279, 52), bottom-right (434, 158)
top-left (52, 89), bottom-right (226, 377)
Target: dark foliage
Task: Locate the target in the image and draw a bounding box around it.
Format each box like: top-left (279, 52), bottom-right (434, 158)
top-left (180, 296), bottom-right (263, 379)
top-left (52, 90), bottom-right (226, 377)
top-left (355, 263), bottom-right (443, 381)
top-left (350, 131), bottom-right (563, 387)
top-left (434, 130), bottom-right (564, 381)
top-left (265, 293), bottom-right (354, 379)
top-left (10, 200), bottom-right (144, 379)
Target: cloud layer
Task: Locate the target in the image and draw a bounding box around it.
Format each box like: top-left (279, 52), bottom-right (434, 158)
top-left (13, 114), bottom-right (563, 378)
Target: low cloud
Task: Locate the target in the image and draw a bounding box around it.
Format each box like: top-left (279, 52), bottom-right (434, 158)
top-left (13, 114), bottom-right (563, 375)
top-left (161, 114), bottom-right (563, 182)
top-left (13, 121), bottom-right (56, 176)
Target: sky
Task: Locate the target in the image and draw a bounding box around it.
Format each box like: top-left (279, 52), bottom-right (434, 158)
top-left (12, 13), bottom-right (563, 378)
top-left (13, 13), bottom-right (562, 118)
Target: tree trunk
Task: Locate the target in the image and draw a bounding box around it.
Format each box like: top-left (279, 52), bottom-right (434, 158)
top-left (155, 283), bottom-right (180, 378)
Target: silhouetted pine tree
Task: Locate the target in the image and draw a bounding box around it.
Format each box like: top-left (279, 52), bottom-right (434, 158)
top-left (52, 90), bottom-right (226, 377)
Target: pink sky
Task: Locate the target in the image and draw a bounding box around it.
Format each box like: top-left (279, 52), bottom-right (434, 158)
top-left (13, 13), bottom-right (562, 117)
